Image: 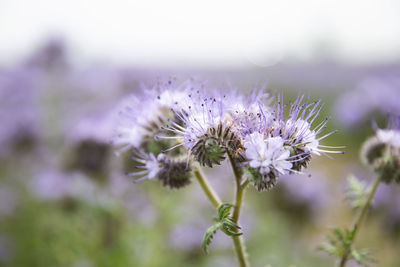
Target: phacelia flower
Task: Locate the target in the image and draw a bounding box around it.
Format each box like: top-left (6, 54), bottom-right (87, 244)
top-left (64, 111), bottom-right (115, 178)
top-left (269, 95), bottom-right (344, 171)
top-left (376, 116), bottom-right (400, 148)
top-left (244, 133), bottom-right (292, 175)
top-left (114, 79), bottom-right (342, 191)
top-left (113, 79), bottom-right (189, 154)
top-left (161, 88), bottom-right (246, 167)
top-left (230, 94), bottom-right (343, 190)
top-left (362, 115), bottom-right (400, 184)
top-left (129, 150), bottom-right (191, 189)
top-left (335, 74), bottom-right (400, 127)
top-left (129, 151), bottom-right (163, 182)
top-left (244, 132), bottom-right (292, 190)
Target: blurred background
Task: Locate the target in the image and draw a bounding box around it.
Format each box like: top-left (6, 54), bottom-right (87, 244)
top-left (1, 1), bottom-right (400, 266)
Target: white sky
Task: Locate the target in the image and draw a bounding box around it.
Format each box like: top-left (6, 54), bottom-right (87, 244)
top-left (1, 0), bottom-right (400, 67)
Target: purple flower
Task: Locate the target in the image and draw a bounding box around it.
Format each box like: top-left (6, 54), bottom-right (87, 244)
top-left (162, 86), bottom-right (267, 167)
top-left (374, 183), bottom-right (400, 233)
top-left (244, 133), bottom-right (292, 175)
top-left (128, 149), bottom-right (192, 189)
top-left (0, 68), bottom-right (40, 157)
top-left (114, 80), bottom-right (342, 190)
top-left (335, 75), bottom-right (400, 127)
top-left (30, 171), bottom-right (71, 200)
top-left (280, 171), bottom-right (331, 213)
top-left (361, 115), bottom-right (400, 184)
top-left (113, 79), bottom-right (189, 152)
top-left (273, 95), bottom-right (341, 156)
top-left (128, 151), bottom-right (163, 182)
top-left (376, 115), bottom-right (400, 148)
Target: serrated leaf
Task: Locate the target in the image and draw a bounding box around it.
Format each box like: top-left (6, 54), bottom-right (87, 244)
top-left (218, 203), bottom-right (234, 220)
top-left (319, 228), bottom-right (352, 258)
top-left (202, 203), bottom-right (243, 253)
top-left (317, 243), bottom-right (336, 255)
top-left (202, 222), bottom-right (222, 253)
top-left (319, 227), bottom-right (375, 266)
top-left (222, 218), bottom-right (241, 230)
top-left (221, 227), bottom-right (242, 236)
top-left (351, 248), bottom-right (375, 267)
top-left (345, 175), bottom-right (372, 209)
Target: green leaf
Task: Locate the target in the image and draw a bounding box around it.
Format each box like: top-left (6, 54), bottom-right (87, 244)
top-left (319, 227), bottom-right (375, 266)
top-left (202, 222), bottom-right (222, 253)
top-left (345, 175), bottom-right (372, 209)
top-left (318, 227), bottom-right (352, 258)
top-left (201, 203), bottom-right (243, 253)
top-left (351, 248), bottom-right (375, 267)
top-left (217, 203), bottom-right (234, 220)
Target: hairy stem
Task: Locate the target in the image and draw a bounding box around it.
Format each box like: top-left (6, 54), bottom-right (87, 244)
top-left (228, 152), bottom-right (250, 267)
top-left (194, 167), bottom-right (222, 209)
top-left (339, 175), bottom-right (381, 267)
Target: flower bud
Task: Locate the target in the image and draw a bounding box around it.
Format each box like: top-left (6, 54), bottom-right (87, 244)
top-left (245, 166), bottom-right (278, 191)
top-left (157, 155), bottom-right (192, 189)
top-left (191, 137), bottom-right (226, 168)
top-left (65, 140), bottom-right (110, 179)
top-left (360, 136), bottom-right (386, 166)
top-left (375, 152), bottom-right (400, 184)
top-left (360, 115), bottom-right (400, 184)
top-left (289, 147), bottom-right (311, 171)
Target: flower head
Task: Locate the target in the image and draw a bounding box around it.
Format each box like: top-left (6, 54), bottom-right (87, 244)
top-left (268, 95), bottom-right (344, 171)
top-left (335, 75), bottom-right (400, 127)
top-left (362, 115), bottom-right (400, 184)
top-left (113, 79), bottom-right (342, 191)
top-left (376, 115), bottom-right (400, 148)
top-left (232, 94), bottom-right (343, 190)
top-left (128, 150), bottom-right (191, 188)
top-left (244, 132), bottom-right (292, 175)
top-left (113, 79), bottom-right (189, 153)
top-left (161, 87), bottom-right (245, 167)
top-left (243, 132), bottom-right (292, 190)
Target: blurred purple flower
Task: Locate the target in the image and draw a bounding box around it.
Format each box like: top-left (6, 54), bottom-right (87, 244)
top-left (374, 184), bottom-right (400, 222)
top-left (63, 110), bottom-right (116, 176)
top-left (335, 74), bottom-right (400, 127)
top-left (25, 37), bottom-right (69, 72)
top-left (280, 171), bottom-right (331, 213)
top-left (30, 171), bottom-right (71, 200)
top-left (69, 111), bottom-right (116, 144)
top-left (169, 225), bottom-right (204, 251)
top-left (0, 186), bottom-right (18, 217)
top-left (0, 68), bottom-right (40, 157)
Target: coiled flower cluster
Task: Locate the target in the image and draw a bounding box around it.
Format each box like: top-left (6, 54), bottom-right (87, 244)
top-left (361, 115), bottom-right (400, 184)
top-left (114, 79), bottom-right (342, 191)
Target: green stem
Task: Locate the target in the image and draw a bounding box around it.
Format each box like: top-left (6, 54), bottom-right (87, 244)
top-left (339, 175), bottom-right (381, 267)
top-left (228, 152), bottom-right (250, 267)
top-left (194, 167), bottom-right (222, 209)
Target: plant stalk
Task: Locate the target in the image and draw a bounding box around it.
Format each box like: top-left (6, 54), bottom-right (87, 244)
top-left (339, 176), bottom-right (381, 267)
top-left (228, 152), bottom-right (250, 267)
top-left (194, 167), bottom-right (222, 209)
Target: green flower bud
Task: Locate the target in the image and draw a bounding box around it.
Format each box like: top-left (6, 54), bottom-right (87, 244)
top-left (245, 166), bottom-right (278, 191)
top-left (190, 123), bottom-right (243, 168)
top-left (192, 137), bottom-right (226, 168)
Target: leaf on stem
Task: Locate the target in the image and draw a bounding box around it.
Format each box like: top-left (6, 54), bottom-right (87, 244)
top-left (318, 227), bottom-right (375, 266)
top-left (345, 175), bottom-right (373, 209)
top-left (202, 203), bottom-right (243, 253)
